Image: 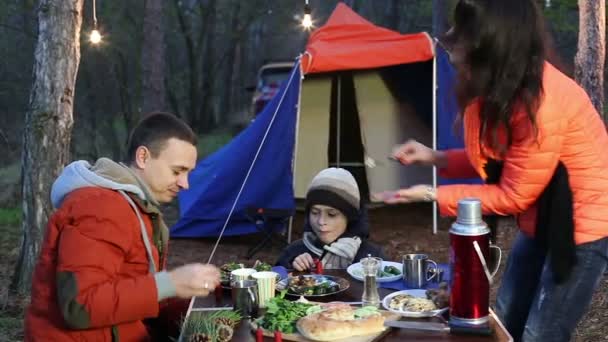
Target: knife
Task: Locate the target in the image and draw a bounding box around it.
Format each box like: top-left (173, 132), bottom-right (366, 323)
top-left (384, 320), bottom-right (492, 336)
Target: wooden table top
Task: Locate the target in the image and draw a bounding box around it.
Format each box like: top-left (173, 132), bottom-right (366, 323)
top-left (188, 269), bottom-right (513, 342)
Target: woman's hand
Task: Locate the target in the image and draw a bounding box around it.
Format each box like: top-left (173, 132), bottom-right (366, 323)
top-left (292, 253), bottom-right (315, 271)
top-left (391, 140), bottom-right (442, 167)
top-left (374, 185), bottom-right (436, 204)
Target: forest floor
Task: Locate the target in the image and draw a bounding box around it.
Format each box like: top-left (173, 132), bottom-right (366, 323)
top-left (1, 202), bottom-right (607, 341)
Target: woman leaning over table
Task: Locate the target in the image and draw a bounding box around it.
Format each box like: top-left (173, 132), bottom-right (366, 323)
top-left (276, 167), bottom-right (385, 271)
top-left (376, 1), bottom-right (608, 341)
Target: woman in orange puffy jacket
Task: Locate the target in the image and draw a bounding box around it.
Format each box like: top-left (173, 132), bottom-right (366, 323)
top-left (378, 1), bottom-right (608, 341)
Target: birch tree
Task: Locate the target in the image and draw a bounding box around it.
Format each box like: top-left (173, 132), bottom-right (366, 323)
top-left (11, 0), bottom-right (84, 293)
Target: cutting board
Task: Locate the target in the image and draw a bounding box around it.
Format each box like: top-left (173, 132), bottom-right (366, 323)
top-left (251, 310), bottom-right (402, 342)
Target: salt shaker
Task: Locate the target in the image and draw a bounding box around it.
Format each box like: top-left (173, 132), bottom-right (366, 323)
top-left (360, 255), bottom-right (381, 307)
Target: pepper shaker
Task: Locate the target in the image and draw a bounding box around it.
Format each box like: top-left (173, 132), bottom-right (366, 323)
top-left (360, 255), bottom-right (381, 307)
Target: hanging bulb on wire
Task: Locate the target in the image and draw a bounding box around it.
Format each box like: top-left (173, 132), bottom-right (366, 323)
top-left (90, 28), bottom-right (102, 44)
top-left (302, 1), bottom-right (313, 29)
top-left (89, 0), bottom-right (102, 44)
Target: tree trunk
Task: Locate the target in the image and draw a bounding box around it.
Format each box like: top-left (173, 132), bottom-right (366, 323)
top-left (432, 0), bottom-right (448, 38)
top-left (198, 0), bottom-right (217, 131)
top-left (219, 2), bottom-right (241, 125)
top-left (11, 0), bottom-right (83, 294)
top-left (173, 0), bottom-right (199, 125)
top-left (343, 0), bottom-right (359, 12)
top-left (141, 0), bottom-right (167, 113)
top-left (385, 0), bottom-right (401, 31)
top-left (574, 0), bottom-right (605, 117)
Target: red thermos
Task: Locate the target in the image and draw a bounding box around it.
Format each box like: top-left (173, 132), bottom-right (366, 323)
top-left (449, 198), bottom-right (492, 327)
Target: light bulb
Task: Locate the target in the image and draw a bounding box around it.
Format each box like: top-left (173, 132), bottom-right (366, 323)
top-left (90, 29), bottom-right (102, 44)
top-left (302, 13), bottom-right (312, 29)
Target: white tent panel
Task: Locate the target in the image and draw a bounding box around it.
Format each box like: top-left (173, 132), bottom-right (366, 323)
top-left (294, 78), bottom-right (332, 198)
top-left (353, 72), bottom-right (433, 198)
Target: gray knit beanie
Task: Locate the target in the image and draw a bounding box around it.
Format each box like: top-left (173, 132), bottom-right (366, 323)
top-left (306, 168), bottom-right (361, 220)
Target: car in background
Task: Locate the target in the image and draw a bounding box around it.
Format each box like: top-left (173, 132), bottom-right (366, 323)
top-left (249, 61), bottom-right (294, 116)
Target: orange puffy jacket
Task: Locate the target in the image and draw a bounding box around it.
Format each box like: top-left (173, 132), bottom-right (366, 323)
top-left (25, 187), bottom-right (164, 341)
top-left (437, 62), bottom-right (608, 245)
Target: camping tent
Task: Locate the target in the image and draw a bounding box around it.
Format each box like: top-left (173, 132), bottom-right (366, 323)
top-left (171, 3), bottom-right (476, 239)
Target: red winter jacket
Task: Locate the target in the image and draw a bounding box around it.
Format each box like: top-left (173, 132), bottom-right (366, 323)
top-left (25, 187), bottom-right (165, 341)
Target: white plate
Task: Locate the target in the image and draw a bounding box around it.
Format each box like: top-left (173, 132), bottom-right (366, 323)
top-left (382, 289), bottom-right (448, 318)
top-left (346, 261), bottom-right (402, 283)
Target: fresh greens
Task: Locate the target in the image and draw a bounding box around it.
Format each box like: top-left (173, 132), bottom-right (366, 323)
top-left (378, 265), bottom-right (401, 277)
top-left (254, 261), bottom-right (272, 272)
top-left (354, 306), bottom-right (380, 318)
top-left (256, 292), bottom-right (317, 333)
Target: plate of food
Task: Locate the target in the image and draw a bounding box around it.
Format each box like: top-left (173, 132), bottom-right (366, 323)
top-left (381, 284), bottom-right (449, 318)
top-left (252, 295), bottom-right (401, 341)
top-left (219, 260), bottom-right (274, 288)
top-left (276, 275), bottom-right (350, 297)
top-left (346, 261), bottom-right (402, 282)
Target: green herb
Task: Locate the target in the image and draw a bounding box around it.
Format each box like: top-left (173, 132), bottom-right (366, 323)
top-left (254, 261), bottom-right (272, 272)
top-left (378, 265), bottom-right (401, 277)
top-left (256, 292), bottom-right (314, 333)
top-left (354, 306), bottom-right (380, 318)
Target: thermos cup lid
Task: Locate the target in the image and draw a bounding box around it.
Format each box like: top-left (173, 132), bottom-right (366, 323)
top-left (450, 198), bottom-right (489, 236)
top-left (457, 198), bottom-right (482, 225)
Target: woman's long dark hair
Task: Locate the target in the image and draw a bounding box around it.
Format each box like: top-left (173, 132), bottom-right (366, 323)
top-left (444, 0), bottom-right (546, 154)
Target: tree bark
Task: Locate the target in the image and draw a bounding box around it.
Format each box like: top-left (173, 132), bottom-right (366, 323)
top-left (11, 0), bottom-right (83, 294)
top-left (574, 0), bottom-right (605, 117)
top-left (433, 0), bottom-right (448, 38)
top-left (141, 0), bottom-right (167, 114)
top-left (198, 0), bottom-right (217, 131)
top-left (219, 1), bottom-right (241, 124)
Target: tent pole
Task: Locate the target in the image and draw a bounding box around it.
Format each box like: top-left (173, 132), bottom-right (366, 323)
top-left (336, 75), bottom-right (341, 167)
top-left (289, 60), bottom-right (305, 244)
top-left (432, 51), bottom-right (438, 235)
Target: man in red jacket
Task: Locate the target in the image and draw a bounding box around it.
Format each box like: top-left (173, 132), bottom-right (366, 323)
top-left (25, 112), bottom-right (220, 341)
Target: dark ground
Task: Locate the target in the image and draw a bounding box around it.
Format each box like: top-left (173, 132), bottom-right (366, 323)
top-left (167, 203), bottom-right (608, 342)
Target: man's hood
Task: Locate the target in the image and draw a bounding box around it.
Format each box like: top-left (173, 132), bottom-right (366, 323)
top-left (50, 158), bottom-right (156, 208)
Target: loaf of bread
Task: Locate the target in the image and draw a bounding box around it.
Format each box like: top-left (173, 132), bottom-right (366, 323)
top-left (296, 305), bottom-right (385, 341)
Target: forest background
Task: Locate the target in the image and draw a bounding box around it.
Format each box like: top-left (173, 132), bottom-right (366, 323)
top-left (0, 0), bottom-right (606, 341)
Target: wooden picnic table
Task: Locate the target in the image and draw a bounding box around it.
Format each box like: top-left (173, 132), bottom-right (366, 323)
top-left (186, 269), bottom-right (513, 342)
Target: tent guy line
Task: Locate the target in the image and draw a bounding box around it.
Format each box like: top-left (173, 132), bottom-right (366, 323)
top-left (206, 60), bottom-right (302, 264)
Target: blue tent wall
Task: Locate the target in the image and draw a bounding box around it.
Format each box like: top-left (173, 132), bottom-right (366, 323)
top-left (436, 46), bottom-right (482, 185)
top-left (170, 64), bottom-right (300, 238)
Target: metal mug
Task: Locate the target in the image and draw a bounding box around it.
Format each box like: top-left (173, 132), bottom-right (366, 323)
top-left (402, 253), bottom-right (438, 288)
top-left (231, 279), bottom-right (259, 318)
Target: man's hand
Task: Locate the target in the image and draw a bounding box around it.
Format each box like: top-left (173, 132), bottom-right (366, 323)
top-left (292, 253), bottom-right (315, 271)
top-left (168, 263), bottom-right (221, 298)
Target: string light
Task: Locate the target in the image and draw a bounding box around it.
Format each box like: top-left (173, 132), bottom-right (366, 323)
top-left (90, 0), bottom-right (102, 44)
top-left (302, 0), bottom-right (313, 30)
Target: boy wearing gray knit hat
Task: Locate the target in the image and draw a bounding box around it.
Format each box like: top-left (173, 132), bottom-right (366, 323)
top-left (276, 168), bottom-right (385, 270)
top-left (305, 167), bottom-right (361, 220)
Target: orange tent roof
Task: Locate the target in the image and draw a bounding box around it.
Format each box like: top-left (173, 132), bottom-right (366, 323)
top-left (301, 3), bottom-right (434, 74)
